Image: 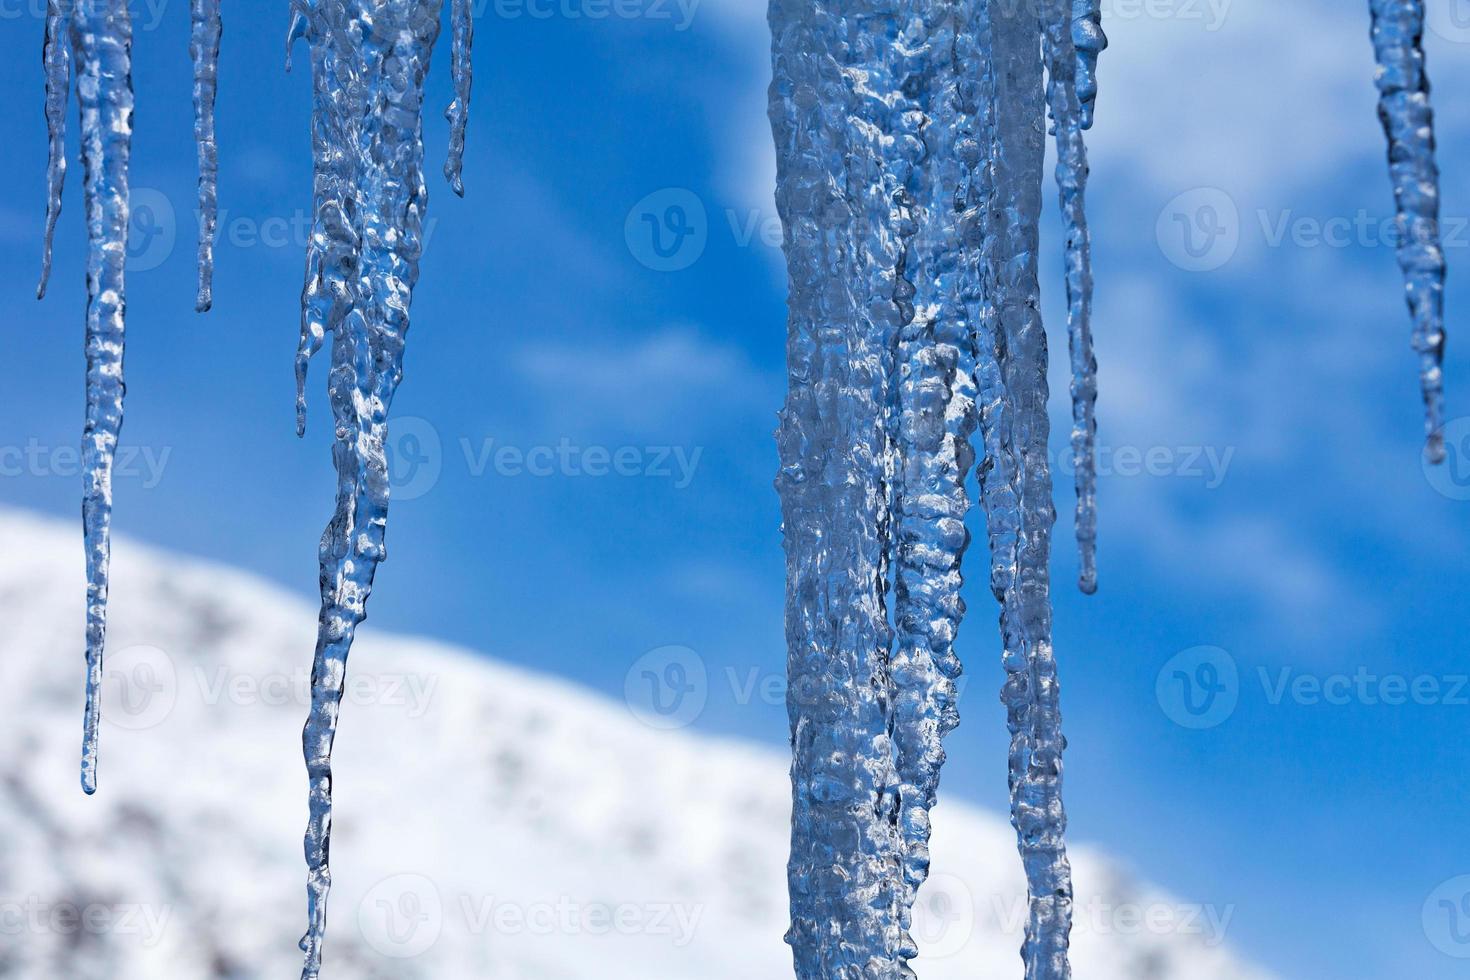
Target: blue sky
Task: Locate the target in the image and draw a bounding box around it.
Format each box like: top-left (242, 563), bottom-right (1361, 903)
top-left (2, 1), bottom-right (1469, 976)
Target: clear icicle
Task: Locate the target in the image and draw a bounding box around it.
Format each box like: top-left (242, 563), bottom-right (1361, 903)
top-left (444, 0), bottom-right (473, 196)
top-left (974, 3), bottom-right (1074, 976)
top-left (1043, 0), bottom-right (1099, 595)
top-left (67, 0), bottom-right (134, 797)
top-left (888, 0), bottom-right (978, 968)
top-left (768, 0), bottom-right (906, 973)
top-left (288, 3), bottom-right (445, 976)
top-left (190, 0), bottom-right (222, 312)
top-left (37, 0), bottom-right (73, 300)
top-left (1070, 0), bottom-right (1105, 131)
top-left (1368, 0), bottom-right (1448, 463)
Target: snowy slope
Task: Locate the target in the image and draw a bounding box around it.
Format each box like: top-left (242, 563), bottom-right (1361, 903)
top-left (0, 508), bottom-right (1275, 979)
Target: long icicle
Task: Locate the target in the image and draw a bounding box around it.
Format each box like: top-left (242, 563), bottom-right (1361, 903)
top-left (888, 0), bottom-right (978, 970)
top-left (190, 0), bottom-right (222, 312)
top-left (978, 2), bottom-right (1074, 976)
top-left (769, 0), bottom-right (906, 972)
top-left (1043, 0), bottom-right (1099, 594)
top-left (444, 0), bottom-right (473, 196)
top-left (37, 0), bottom-right (73, 300)
top-left (72, 0), bottom-right (134, 797)
top-left (1368, 0), bottom-right (1448, 463)
top-left (289, 2), bottom-right (469, 975)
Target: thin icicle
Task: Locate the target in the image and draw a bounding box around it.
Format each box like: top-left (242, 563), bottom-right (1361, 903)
top-left (444, 0), bottom-right (473, 195)
top-left (1043, 0), bottom-right (1098, 595)
top-left (1368, 0), bottom-right (1448, 463)
top-left (888, 0), bottom-right (977, 969)
top-left (37, 0), bottom-right (74, 300)
top-left (190, 0), bottom-right (222, 312)
top-left (1070, 0), bottom-right (1105, 131)
top-left (289, 3), bottom-right (444, 977)
top-left (975, 3), bottom-right (1074, 976)
top-left (69, 0), bottom-right (134, 797)
top-left (768, 0), bottom-right (906, 973)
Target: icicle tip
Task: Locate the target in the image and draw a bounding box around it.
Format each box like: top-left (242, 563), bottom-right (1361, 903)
top-left (1425, 430), bottom-right (1446, 466)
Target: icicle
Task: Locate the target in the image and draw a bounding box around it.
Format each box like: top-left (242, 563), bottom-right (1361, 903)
top-left (444, 0), bottom-right (473, 196)
top-left (887, 0), bottom-right (978, 970)
top-left (1043, 0), bottom-right (1099, 594)
top-left (37, 0), bottom-right (73, 300)
top-left (1070, 0), bottom-right (1105, 131)
top-left (289, 3), bottom-right (445, 976)
top-left (1368, 0), bottom-right (1448, 463)
top-left (768, 0), bottom-right (906, 973)
top-left (972, 2), bottom-right (1074, 976)
top-left (64, 0), bottom-right (134, 797)
top-left (190, 0), bottom-right (222, 312)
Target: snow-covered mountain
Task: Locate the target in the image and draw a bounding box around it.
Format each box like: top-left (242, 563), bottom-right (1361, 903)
top-left (0, 508), bottom-right (1275, 978)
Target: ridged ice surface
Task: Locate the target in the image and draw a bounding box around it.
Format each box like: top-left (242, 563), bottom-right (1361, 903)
top-left (769, 0), bottom-right (905, 973)
top-left (1368, 0), bottom-right (1448, 463)
top-left (985, 7), bottom-right (1073, 976)
top-left (190, 0), bottom-right (222, 312)
top-left (1044, 0), bottom-right (1099, 594)
top-left (287, 2), bottom-right (469, 976)
top-left (34, 0), bottom-right (134, 797)
top-left (890, 0), bottom-right (976, 970)
top-left (770, 1), bottom-right (1073, 976)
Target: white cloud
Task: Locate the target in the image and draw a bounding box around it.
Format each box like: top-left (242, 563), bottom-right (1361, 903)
top-left (513, 327), bottom-right (775, 435)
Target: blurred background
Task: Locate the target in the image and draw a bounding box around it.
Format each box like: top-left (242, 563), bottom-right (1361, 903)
top-left (1, 0), bottom-right (1469, 976)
